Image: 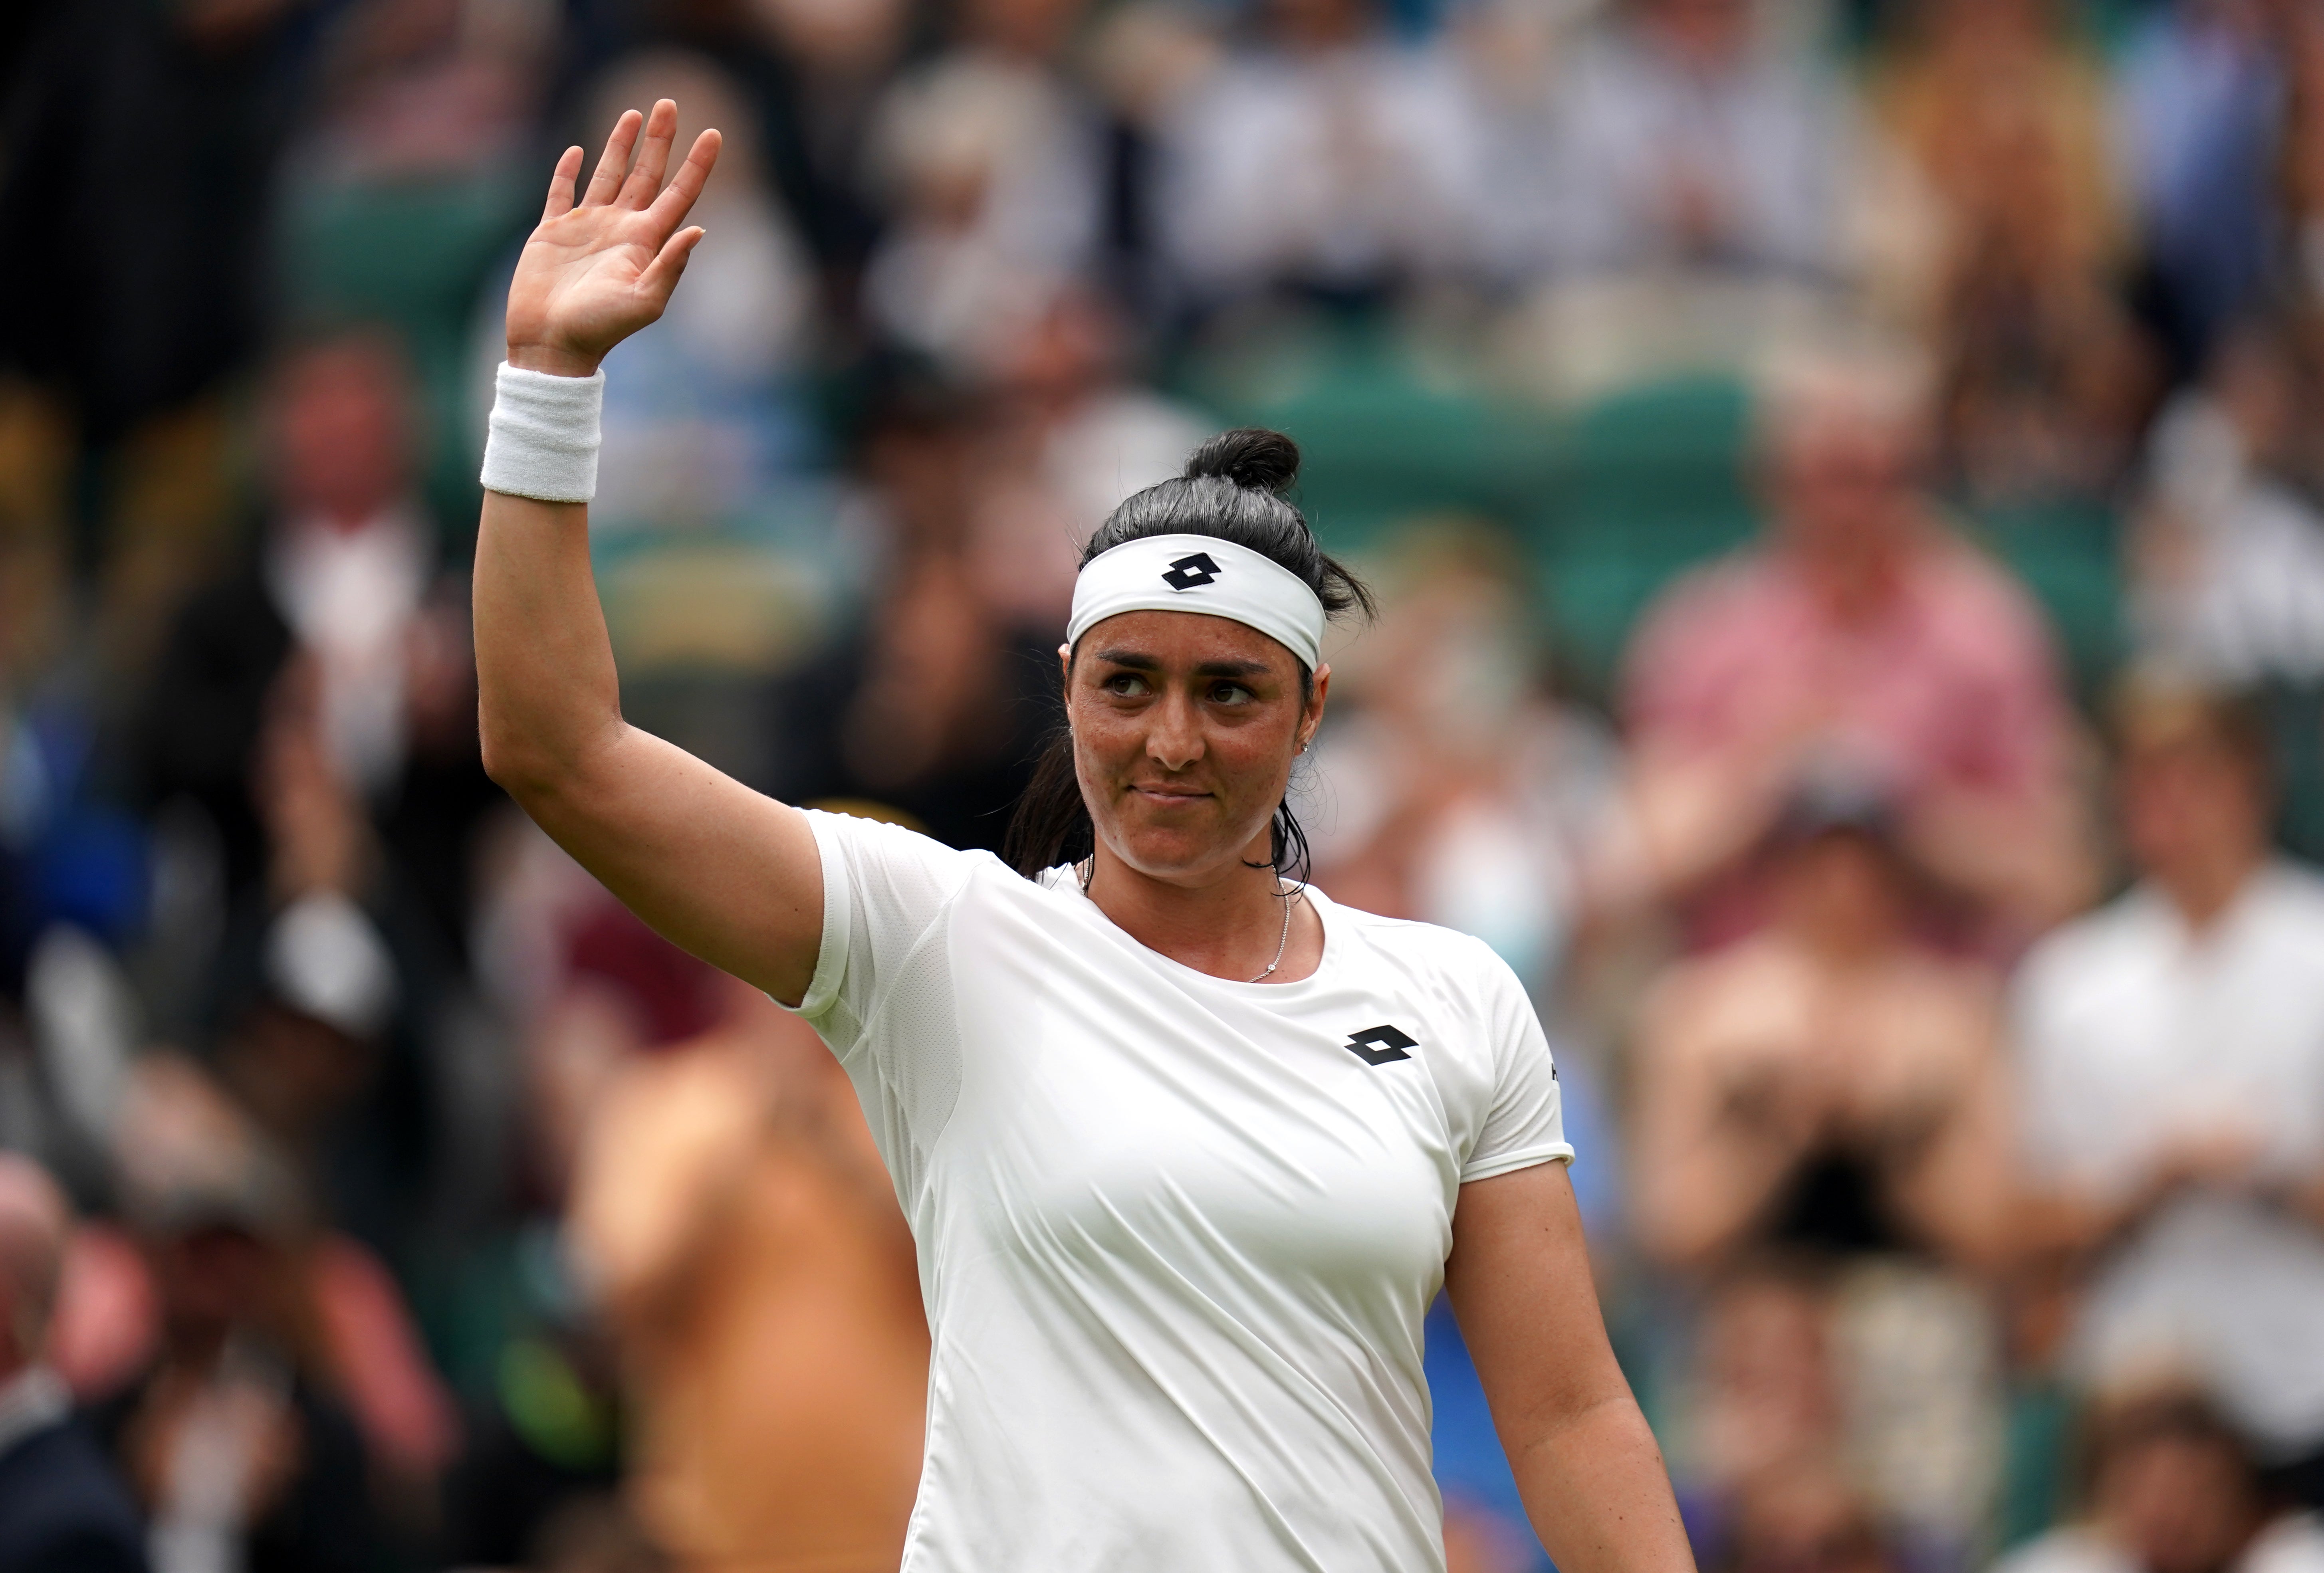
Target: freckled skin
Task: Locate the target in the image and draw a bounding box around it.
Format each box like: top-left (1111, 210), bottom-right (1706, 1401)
top-left (1063, 609), bottom-right (1328, 891)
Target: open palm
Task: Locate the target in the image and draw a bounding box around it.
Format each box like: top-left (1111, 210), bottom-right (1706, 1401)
top-left (505, 100), bottom-right (722, 377)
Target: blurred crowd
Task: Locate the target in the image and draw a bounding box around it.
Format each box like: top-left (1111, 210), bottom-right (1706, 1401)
top-left (3, 0), bottom-right (2324, 1569)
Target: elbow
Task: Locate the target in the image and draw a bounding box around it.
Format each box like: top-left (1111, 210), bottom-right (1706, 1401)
top-left (479, 707), bottom-right (575, 807)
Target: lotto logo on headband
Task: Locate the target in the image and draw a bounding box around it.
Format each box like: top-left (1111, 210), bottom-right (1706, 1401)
top-left (1161, 553), bottom-right (1220, 591)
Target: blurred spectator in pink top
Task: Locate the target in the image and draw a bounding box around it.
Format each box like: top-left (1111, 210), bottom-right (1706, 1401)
top-left (1607, 342), bottom-right (2094, 949)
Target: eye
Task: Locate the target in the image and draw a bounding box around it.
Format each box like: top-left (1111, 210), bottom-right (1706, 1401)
top-left (1207, 681), bottom-right (1254, 705)
top-left (1101, 672), bottom-right (1150, 697)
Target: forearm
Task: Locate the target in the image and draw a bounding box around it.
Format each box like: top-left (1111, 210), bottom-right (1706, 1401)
top-left (473, 487), bottom-right (627, 799)
top-left (1507, 1393), bottom-right (1694, 1573)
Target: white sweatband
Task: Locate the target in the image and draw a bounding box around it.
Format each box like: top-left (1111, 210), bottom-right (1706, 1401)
top-left (1066, 533), bottom-right (1326, 670)
top-left (480, 361), bottom-right (605, 503)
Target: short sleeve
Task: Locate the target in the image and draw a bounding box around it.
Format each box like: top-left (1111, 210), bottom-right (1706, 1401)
top-left (784, 808), bottom-right (983, 1061)
top-left (1461, 946), bottom-right (1575, 1183)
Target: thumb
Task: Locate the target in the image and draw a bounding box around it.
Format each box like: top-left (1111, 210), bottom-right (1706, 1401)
top-left (638, 225), bottom-right (706, 305)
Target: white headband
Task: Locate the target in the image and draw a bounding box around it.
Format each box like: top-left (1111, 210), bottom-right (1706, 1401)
top-left (1066, 534), bottom-right (1327, 670)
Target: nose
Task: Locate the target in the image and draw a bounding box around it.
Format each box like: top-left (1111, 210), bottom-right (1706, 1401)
top-left (1146, 688), bottom-right (1206, 773)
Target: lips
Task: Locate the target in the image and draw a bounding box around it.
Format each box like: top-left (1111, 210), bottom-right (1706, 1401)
top-left (1129, 783), bottom-right (1212, 804)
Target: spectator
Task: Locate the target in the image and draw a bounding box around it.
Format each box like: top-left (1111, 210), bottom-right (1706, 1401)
top-left (566, 972), bottom-right (928, 1571)
top-left (577, 52), bottom-right (820, 534)
top-left (0, 1152), bottom-right (146, 1573)
top-left (85, 1058), bottom-right (375, 1573)
top-left (2131, 321), bottom-right (2324, 688)
top-left (861, 0), bottom-right (1106, 368)
top-left (1628, 783), bottom-right (2013, 1272)
top-left (1531, 0), bottom-right (1852, 279)
top-left (1629, 782), bottom-right (2013, 1557)
top-left (2014, 678), bottom-right (2324, 1508)
top-left (1153, 0), bottom-right (1493, 309)
top-left (133, 329), bottom-right (444, 899)
top-left (969, 288), bottom-right (1213, 630)
top-left (2112, 0), bottom-right (2290, 373)
top-left (761, 379), bottom-right (1059, 850)
top-left (1995, 1385), bottom-right (2324, 1573)
top-left (1869, 0), bottom-right (2148, 501)
top-left (1611, 342), bottom-right (2092, 946)
top-left (1309, 521), bottom-right (1621, 996)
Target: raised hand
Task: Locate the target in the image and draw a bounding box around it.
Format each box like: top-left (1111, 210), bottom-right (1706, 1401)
top-left (504, 100), bottom-right (721, 378)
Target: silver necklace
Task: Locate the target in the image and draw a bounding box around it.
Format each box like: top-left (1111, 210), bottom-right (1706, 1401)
top-left (1249, 884), bottom-right (1293, 983)
top-left (1081, 860), bottom-right (1295, 983)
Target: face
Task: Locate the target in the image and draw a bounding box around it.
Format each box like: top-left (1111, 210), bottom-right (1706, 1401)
top-left (2099, 1432), bottom-right (2263, 1573)
top-left (2120, 735), bottom-right (2268, 883)
top-left (1767, 404), bottom-right (1919, 568)
top-left (1066, 610), bottom-right (1327, 886)
top-left (268, 337), bottom-right (413, 527)
top-left (1777, 831), bottom-right (1908, 954)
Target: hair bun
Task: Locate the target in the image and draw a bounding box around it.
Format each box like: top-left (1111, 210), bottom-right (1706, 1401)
top-left (1184, 428), bottom-right (1301, 495)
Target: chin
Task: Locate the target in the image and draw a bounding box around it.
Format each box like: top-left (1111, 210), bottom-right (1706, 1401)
top-left (1105, 817), bottom-right (1250, 881)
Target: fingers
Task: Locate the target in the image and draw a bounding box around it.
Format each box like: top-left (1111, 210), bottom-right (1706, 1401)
top-left (583, 110), bottom-right (642, 207)
top-left (636, 226), bottom-right (706, 306)
top-left (619, 99), bottom-right (680, 210)
top-left (644, 128), bottom-right (723, 236)
top-left (541, 146), bottom-right (583, 220)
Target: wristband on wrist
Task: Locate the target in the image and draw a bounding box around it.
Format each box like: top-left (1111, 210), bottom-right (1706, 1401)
top-left (480, 361), bottom-right (605, 503)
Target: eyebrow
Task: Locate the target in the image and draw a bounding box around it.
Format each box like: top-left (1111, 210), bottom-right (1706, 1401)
top-left (1092, 648), bottom-right (1273, 679)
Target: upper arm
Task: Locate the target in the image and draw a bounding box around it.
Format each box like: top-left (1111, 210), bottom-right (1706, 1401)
top-left (1446, 1162), bottom-right (1632, 1444)
top-left (518, 723), bottom-right (827, 1004)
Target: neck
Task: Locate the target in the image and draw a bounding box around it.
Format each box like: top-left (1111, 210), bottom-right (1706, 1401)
top-left (1083, 837), bottom-right (1318, 983)
top-left (2158, 845), bottom-right (2265, 934)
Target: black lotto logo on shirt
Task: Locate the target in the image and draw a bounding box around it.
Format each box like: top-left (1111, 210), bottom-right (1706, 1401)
top-left (1161, 553), bottom-right (1221, 591)
top-left (1343, 1024), bottom-right (1417, 1066)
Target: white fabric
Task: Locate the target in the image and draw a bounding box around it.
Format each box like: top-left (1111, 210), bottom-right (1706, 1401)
top-left (1068, 532), bottom-right (1328, 670)
top-left (267, 505), bottom-right (429, 794)
top-left (1156, 41), bottom-right (1494, 294)
top-left (2136, 394), bottom-right (2324, 684)
top-left (479, 361), bottom-right (605, 504)
top-left (785, 808), bottom-right (1572, 1572)
top-left (2013, 862), bottom-right (2324, 1454)
top-left (1995, 1515), bottom-right (2324, 1573)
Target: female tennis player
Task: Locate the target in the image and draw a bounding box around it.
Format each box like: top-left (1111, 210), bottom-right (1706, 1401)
top-left (476, 99), bottom-right (1695, 1573)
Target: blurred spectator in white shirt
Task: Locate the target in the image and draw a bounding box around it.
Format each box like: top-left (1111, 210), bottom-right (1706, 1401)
top-left (1153, 0), bottom-right (1493, 308)
top-left (1528, 0), bottom-right (1851, 279)
top-left (2014, 679), bottom-right (2324, 1504)
top-left (2132, 322), bottom-right (2324, 688)
top-left (862, 0), bottom-right (1105, 370)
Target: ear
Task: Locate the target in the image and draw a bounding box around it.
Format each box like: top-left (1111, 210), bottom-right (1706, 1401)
top-left (1057, 642), bottom-right (1072, 682)
top-left (1301, 662), bottom-right (1331, 749)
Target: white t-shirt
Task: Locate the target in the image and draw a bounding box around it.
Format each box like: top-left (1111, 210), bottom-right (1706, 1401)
top-left (787, 809), bottom-right (1573, 1571)
top-left (2013, 861), bottom-right (2324, 1454)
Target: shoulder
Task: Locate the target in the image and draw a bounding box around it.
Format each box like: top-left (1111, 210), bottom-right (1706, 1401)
top-left (2245, 1512), bottom-right (2324, 1573)
top-left (2014, 891), bottom-right (2165, 1015)
top-left (1321, 897), bottom-right (1535, 1026)
top-left (1914, 532), bottom-right (2057, 652)
top-left (2253, 860), bottom-right (2324, 929)
top-left (0, 1420), bottom-right (146, 1570)
top-left (1325, 897), bottom-right (1511, 979)
top-left (1624, 552), bottom-right (1789, 684)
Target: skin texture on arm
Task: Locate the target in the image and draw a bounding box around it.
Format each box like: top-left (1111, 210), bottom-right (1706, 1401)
top-left (474, 102), bottom-right (823, 1003)
top-left (1448, 1163), bottom-right (1696, 1573)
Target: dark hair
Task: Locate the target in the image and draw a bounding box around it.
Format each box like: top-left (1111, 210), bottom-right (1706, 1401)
top-left (1003, 429), bottom-right (1375, 881)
